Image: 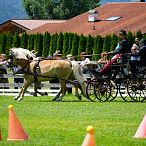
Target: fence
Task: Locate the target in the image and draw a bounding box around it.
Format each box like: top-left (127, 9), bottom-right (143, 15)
top-left (0, 74), bottom-right (62, 96)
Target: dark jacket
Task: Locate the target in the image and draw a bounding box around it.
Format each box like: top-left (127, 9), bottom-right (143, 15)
top-left (112, 39), bottom-right (130, 63)
top-left (132, 45), bottom-right (146, 66)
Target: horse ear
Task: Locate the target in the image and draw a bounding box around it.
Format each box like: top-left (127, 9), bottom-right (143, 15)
top-left (9, 50), bottom-right (15, 59)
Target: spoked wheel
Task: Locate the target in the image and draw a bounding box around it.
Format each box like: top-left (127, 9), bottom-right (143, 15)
top-left (127, 78), bottom-right (146, 102)
top-left (86, 80), bottom-right (97, 101)
top-left (119, 79), bottom-right (135, 102)
top-left (108, 80), bottom-right (118, 101)
top-left (94, 78), bottom-right (111, 102)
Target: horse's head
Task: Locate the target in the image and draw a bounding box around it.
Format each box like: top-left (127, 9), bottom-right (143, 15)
top-left (7, 49), bottom-right (18, 68)
top-left (8, 48), bottom-right (31, 68)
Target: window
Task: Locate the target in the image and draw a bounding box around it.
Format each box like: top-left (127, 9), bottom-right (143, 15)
top-left (106, 16), bottom-right (121, 21)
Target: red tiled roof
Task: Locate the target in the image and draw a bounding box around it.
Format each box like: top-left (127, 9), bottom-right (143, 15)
top-left (27, 2), bottom-right (146, 36)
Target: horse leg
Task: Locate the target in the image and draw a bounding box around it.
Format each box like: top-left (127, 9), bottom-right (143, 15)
top-left (52, 89), bottom-right (62, 101)
top-left (16, 80), bottom-right (32, 101)
top-left (78, 83), bottom-right (87, 98)
top-left (54, 80), bottom-right (67, 101)
top-left (74, 83), bottom-right (82, 100)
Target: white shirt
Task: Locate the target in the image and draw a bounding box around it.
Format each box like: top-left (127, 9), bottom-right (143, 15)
top-left (80, 58), bottom-right (90, 68)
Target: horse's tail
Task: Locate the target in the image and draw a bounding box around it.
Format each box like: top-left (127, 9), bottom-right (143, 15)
top-left (70, 61), bottom-right (86, 84)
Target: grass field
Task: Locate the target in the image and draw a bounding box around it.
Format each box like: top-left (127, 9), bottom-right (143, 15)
top-left (0, 95), bottom-right (146, 146)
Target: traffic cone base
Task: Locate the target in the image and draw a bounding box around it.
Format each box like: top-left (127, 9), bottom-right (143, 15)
top-left (7, 138), bottom-right (27, 141)
top-left (134, 115), bottom-right (146, 138)
top-left (7, 105), bottom-right (29, 141)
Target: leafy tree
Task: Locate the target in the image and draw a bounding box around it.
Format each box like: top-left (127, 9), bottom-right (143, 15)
top-left (43, 32), bottom-right (51, 57)
top-left (23, 0), bottom-right (100, 19)
top-left (23, 0), bottom-right (54, 19)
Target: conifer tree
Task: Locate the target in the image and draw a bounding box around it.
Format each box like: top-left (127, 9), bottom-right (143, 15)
top-left (6, 34), bottom-right (13, 56)
top-left (49, 34), bottom-right (58, 56)
top-left (86, 34), bottom-right (94, 55)
top-left (62, 33), bottom-right (69, 56)
top-left (110, 34), bottom-right (118, 52)
top-left (28, 34), bottom-right (35, 51)
top-left (127, 31), bottom-right (134, 48)
top-left (102, 35), bottom-right (111, 53)
top-left (34, 33), bottom-right (43, 57)
top-left (67, 33), bottom-right (74, 55)
top-left (57, 32), bottom-right (63, 53)
top-left (53, 33), bottom-right (58, 51)
top-left (0, 34), bottom-right (7, 54)
top-left (93, 35), bottom-right (103, 60)
top-left (78, 34), bottom-right (87, 56)
top-left (71, 34), bottom-right (79, 56)
top-left (43, 32), bottom-right (51, 57)
top-left (12, 32), bottom-right (20, 47)
top-left (136, 30), bottom-right (143, 40)
top-left (20, 32), bottom-right (28, 48)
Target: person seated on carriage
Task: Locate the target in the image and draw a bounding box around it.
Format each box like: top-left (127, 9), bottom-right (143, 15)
top-left (53, 50), bottom-right (62, 60)
top-left (130, 38), bottom-right (146, 73)
top-left (133, 37), bottom-right (140, 51)
top-left (80, 52), bottom-right (91, 74)
top-left (97, 52), bottom-right (108, 68)
top-left (98, 30), bottom-right (130, 76)
top-left (129, 44), bottom-right (140, 74)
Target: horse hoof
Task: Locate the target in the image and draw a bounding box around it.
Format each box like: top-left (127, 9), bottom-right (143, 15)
top-left (52, 98), bottom-right (57, 101)
top-left (14, 96), bottom-right (18, 100)
top-left (55, 98), bottom-right (62, 102)
top-left (17, 98), bottom-right (22, 101)
top-left (77, 96), bottom-right (82, 100)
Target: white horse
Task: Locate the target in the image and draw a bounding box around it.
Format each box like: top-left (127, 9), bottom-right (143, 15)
top-left (9, 48), bottom-right (87, 101)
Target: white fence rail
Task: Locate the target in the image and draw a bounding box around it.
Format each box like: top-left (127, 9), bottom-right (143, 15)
top-left (0, 74), bottom-right (64, 96)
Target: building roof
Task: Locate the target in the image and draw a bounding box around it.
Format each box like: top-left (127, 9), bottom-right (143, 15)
top-left (27, 2), bottom-right (146, 36)
top-left (0, 19), bottom-right (66, 33)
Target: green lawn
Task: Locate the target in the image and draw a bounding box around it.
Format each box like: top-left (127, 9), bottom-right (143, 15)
top-left (0, 95), bottom-right (146, 146)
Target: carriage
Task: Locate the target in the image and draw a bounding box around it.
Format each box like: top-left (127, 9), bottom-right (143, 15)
top-left (85, 53), bottom-right (146, 102)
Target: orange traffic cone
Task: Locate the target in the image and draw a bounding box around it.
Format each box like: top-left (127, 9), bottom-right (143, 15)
top-left (0, 128), bottom-right (2, 141)
top-left (134, 115), bottom-right (146, 138)
top-left (7, 105), bottom-right (29, 141)
top-left (81, 125), bottom-right (96, 146)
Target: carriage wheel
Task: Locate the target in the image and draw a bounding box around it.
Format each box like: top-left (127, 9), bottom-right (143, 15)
top-left (108, 80), bottom-right (118, 101)
top-left (127, 78), bottom-right (146, 102)
top-left (119, 79), bottom-right (135, 102)
top-left (93, 78), bottom-right (111, 102)
top-left (86, 81), bottom-right (97, 101)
